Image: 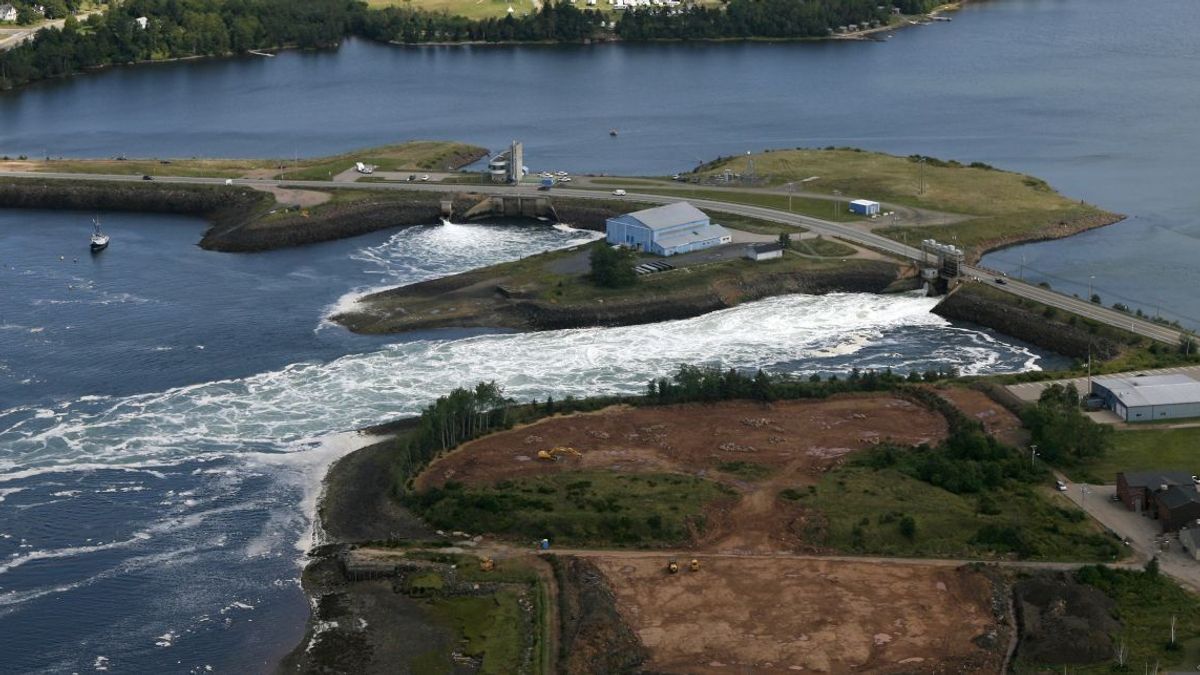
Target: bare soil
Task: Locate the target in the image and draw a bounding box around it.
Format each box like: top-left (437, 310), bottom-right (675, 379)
top-left (417, 396), bottom-right (948, 554)
top-left (935, 387), bottom-right (1028, 447)
top-left (417, 396), bottom-right (946, 491)
top-left (588, 555), bottom-right (1004, 674)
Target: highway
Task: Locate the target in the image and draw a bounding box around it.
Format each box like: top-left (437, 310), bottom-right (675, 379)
top-left (3, 169), bottom-right (1186, 345)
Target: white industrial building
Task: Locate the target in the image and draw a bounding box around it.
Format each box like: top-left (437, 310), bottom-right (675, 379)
top-left (1091, 373), bottom-right (1200, 423)
top-left (849, 199), bottom-right (881, 216)
top-left (605, 202), bottom-right (732, 257)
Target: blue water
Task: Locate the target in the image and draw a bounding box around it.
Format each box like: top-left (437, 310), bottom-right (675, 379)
top-left (3, 0), bottom-right (1196, 669)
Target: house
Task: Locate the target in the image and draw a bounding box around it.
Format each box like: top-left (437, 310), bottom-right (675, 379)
top-left (605, 202), bottom-right (732, 257)
top-left (0, 4), bottom-right (18, 22)
top-left (1092, 373), bottom-right (1200, 423)
top-left (848, 199), bottom-right (881, 216)
top-left (744, 241), bottom-right (784, 261)
top-left (1156, 485), bottom-right (1200, 532)
top-left (1116, 470), bottom-right (1194, 514)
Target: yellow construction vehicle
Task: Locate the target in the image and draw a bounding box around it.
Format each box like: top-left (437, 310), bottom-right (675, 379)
top-left (689, 559), bottom-right (700, 572)
top-left (537, 446), bottom-right (583, 462)
top-left (479, 557), bottom-right (495, 572)
top-left (666, 558), bottom-right (679, 574)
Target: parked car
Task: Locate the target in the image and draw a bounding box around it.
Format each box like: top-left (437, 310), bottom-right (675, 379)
top-left (420, 174), bottom-right (430, 181)
top-left (1055, 480), bottom-right (1068, 492)
top-left (612, 189), bottom-right (627, 196)
top-left (142, 175), bottom-right (153, 181)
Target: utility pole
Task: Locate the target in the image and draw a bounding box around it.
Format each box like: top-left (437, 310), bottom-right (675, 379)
top-left (1030, 444), bottom-right (1039, 469)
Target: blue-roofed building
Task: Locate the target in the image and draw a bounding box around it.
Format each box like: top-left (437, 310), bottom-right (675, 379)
top-left (605, 202), bottom-right (732, 256)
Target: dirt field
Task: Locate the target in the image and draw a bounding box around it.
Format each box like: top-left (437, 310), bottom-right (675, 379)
top-left (588, 554), bottom-right (1004, 674)
top-left (417, 396), bottom-right (947, 491)
top-left (935, 387), bottom-right (1027, 447)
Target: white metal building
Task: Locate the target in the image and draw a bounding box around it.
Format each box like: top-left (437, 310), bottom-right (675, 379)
top-left (1092, 373), bottom-right (1200, 423)
top-left (849, 199), bottom-right (881, 216)
top-left (605, 202), bottom-right (732, 257)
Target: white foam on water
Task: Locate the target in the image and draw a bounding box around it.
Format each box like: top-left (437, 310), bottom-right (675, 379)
top-left (0, 532), bottom-right (152, 576)
top-left (0, 487), bottom-right (26, 502)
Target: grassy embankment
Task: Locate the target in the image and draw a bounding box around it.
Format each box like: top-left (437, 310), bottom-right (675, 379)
top-left (938, 282), bottom-right (1197, 367)
top-left (336, 236), bottom-right (893, 334)
top-left (1, 140), bottom-right (487, 180)
top-left (696, 148), bottom-right (1122, 258)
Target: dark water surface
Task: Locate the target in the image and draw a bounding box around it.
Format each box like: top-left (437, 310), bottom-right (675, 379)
top-left (1, 0), bottom-right (1195, 670)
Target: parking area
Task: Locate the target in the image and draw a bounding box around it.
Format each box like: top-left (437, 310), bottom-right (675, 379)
top-left (1006, 365), bottom-right (1200, 427)
top-left (1054, 478), bottom-right (1200, 592)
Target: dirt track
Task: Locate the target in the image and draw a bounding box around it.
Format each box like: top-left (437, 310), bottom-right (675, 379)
top-left (588, 555), bottom-right (1003, 674)
top-left (936, 387), bottom-right (1027, 447)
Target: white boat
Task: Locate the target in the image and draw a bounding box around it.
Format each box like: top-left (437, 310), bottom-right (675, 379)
top-left (90, 217), bottom-right (109, 253)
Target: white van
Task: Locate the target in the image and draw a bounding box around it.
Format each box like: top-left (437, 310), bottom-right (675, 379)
top-left (612, 189), bottom-right (626, 196)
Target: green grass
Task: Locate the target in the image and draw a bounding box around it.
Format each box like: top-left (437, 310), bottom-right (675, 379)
top-left (709, 210), bottom-right (807, 236)
top-left (406, 471), bottom-right (733, 547)
top-left (715, 460), bottom-right (772, 480)
top-left (1068, 427), bottom-right (1200, 484)
top-left (793, 236), bottom-right (856, 257)
top-left (4, 140), bottom-right (486, 181)
top-left (636, 186), bottom-right (863, 223)
top-left (790, 466), bottom-right (1122, 561)
top-left (424, 591), bottom-right (524, 674)
top-left (697, 148), bottom-right (1118, 256)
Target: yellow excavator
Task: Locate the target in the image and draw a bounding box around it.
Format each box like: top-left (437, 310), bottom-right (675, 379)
top-left (479, 557), bottom-right (495, 572)
top-left (537, 446), bottom-right (583, 462)
top-left (667, 558), bottom-right (680, 574)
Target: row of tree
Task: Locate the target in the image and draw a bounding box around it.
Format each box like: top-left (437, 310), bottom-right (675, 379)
top-left (1, 0), bottom-right (944, 90)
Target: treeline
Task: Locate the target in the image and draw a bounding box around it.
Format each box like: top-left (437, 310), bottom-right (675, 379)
top-left (1021, 383), bottom-right (1112, 465)
top-left (0, 0), bottom-right (946, 90)
top-left (644, 363), bottom-right (956, 404)
top-left (0, 0), bottom-right (357, 89)
top-left (357, 1), bottom-right (602, 44)
top-left (617, 0), bottom-right (937, 41)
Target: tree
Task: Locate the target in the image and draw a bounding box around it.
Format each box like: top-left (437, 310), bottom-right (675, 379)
top-left (899, 515), bottom-right (917, 540)
top-left (589, 243), bottom-right (638, 288)
top-left (778, 232), bottom-right (791, 249)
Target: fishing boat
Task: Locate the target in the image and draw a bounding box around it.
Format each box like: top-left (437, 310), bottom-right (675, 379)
top-left (89, 217), bottom-right (109, 253)
top-left (609, 128), bottom-right (618, 137)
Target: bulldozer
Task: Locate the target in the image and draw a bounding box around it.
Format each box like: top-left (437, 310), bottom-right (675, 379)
top-left (537, 446), bottom-right (583, 462)
top-left (479, 557), bottom-right (495, 572)
top-left (666, 558), bottom-right (680, 574)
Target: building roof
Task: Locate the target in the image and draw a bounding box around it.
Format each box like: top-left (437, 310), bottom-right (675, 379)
top-left (748, 242), bottom-right (784, 253)
top-left (1181, 526), bottom-right (1200, 550)
top-left (1121, 470), bottom-right (1195, 490)
top-left (1157, 484), bottom-right (1200, 511)
top-left (623, 202), bottom-right (708, 231)
top-left (654, 223), bottom-right (731, 250)
top-left (850, 199), bottom-right (879, 207)
top-left (1095, 374), bottom-right (1200, 408)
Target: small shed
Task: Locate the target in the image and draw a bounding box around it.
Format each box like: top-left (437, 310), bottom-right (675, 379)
top-left (745, 242), bottom-right (784, 261)
top-left (1181, 525), bottom-right (1200, 561)
top-left (849, 199), bottom-right (881, 216)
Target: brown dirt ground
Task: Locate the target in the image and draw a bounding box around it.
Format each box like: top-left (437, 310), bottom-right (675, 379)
top-left (589, 555), bottom-right (1003, 674)
top-left (935, 387), bottom-right (1028, 447)
top-left (416, 396), bottom-right (947, 491)
top-left (417, 396), bottom-right (948, 554)
top-left (250, 184), bottom-right (332, 208)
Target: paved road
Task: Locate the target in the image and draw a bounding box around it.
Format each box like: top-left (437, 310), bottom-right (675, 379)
top-left (2, 169), bottom-right (1184, 344)
top-left (1053, 476), bottom-right (1200, 593)
top-left (0, 10), bottom-right (102, 52)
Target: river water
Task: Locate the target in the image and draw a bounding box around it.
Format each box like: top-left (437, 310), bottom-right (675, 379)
top-left (1, 0), bottom-right (1196, 670)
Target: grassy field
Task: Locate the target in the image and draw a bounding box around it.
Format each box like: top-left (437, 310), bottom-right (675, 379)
top-left (697, 148), bottom-right (1118, 255)
top-left (423, 591), bottom-right (525, 674)
top-left (1068, 427), bottom-right (1200, 484)
top-left (406, 471), bottom-right (732, 547)
top-left (634, 186), bottom-right (864, 223)
top-left (789, 466), bottom-right (1123, 561)
top-left (2, 140), bottom-right (487, 181)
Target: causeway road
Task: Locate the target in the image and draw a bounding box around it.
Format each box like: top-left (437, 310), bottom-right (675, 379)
top-left (2, 169), bottom-right (1185, 345)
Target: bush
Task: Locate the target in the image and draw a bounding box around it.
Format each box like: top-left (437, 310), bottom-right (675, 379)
top-left (898, 515), bottom-right (917, 540)
top-left (589, 243), bottom-right (638, 288)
